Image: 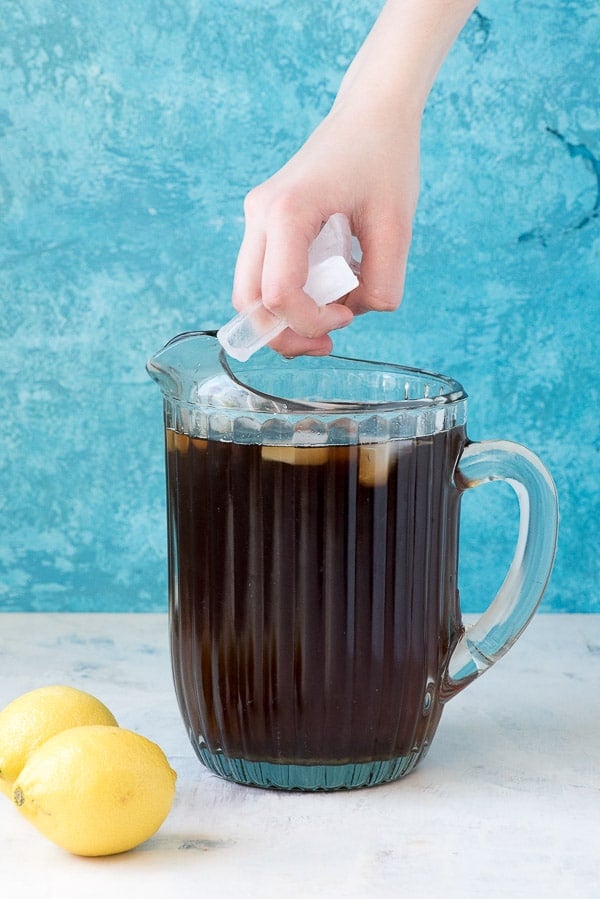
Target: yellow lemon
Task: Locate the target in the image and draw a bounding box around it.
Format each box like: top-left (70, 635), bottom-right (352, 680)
top-left (13, 725), bottom-right (177, 856)
top-left (0, 685), bottom-right (117, 796)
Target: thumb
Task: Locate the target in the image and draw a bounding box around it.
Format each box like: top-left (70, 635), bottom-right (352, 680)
top-left (346, 213), bottom-right (412, 315)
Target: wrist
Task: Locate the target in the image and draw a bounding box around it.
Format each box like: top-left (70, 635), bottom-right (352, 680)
top-left (334, 0), bottom-right (478, 120)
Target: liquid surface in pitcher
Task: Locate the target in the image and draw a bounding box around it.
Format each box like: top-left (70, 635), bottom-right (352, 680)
top-left (167, 425), bottom-right (466, 766)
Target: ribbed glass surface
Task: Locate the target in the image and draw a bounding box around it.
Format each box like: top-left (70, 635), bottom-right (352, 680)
top-left (166, 423), bottom-right (466, 790)
top-left (157, 344), bottom-right (468, 445)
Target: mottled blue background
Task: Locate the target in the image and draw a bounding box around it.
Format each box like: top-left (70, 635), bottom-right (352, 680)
top-left (1, 1), bottom-right (598, 612)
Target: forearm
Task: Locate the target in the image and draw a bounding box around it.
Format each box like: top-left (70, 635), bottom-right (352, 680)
top-left (233, 0), bottom-right (479, 355)
top-left (335, 0), bottom-right (478, 120)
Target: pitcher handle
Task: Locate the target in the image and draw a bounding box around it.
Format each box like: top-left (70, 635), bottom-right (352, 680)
top-left (442, 440), bottom-right (559, 699)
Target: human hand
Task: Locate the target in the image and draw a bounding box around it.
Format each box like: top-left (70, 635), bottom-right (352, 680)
top-left (232, 100), bottom-right (421, 357)
top-left (232, 0), bottom-right (478, 358)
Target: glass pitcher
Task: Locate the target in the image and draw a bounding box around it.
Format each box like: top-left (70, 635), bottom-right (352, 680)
top-left (147, 331), bottom-right (558, 791)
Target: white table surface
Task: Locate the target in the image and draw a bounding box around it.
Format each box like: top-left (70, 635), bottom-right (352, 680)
top-left (0, 613), bottom-right (598, 898)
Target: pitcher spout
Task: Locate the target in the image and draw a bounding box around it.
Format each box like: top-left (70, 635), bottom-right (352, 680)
top-left (146, 330), bottom-right (223, 402)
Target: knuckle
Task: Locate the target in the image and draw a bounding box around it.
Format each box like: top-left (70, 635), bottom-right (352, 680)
top-left (261, 284), bottom-right (287, 315)
top-left (267, 191), bottom-right (300, 219)
top-left (243, 186), bottom-right (266, 218)
top-left (243, 185), bottom-right (304, 224)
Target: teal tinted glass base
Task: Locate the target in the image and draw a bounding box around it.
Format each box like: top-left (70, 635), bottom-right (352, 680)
top-left (196, 745), bottom-right (428, 791)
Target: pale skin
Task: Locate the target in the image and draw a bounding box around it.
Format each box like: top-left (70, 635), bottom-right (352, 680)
top-left (232, 0), bottom-right (479, 357)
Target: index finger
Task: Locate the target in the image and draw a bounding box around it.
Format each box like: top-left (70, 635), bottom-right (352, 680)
top-left (261, 213), bottom-right (354, 339)
top-left (232, 222), bottom-right (267, 312)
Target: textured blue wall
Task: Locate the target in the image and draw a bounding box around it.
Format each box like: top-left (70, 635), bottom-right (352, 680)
top-left (0, 1), bottom-right (598, 612)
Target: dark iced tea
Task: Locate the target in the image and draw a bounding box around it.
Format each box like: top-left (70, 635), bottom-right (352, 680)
top-left (167, 426), bottom-right (466, 766)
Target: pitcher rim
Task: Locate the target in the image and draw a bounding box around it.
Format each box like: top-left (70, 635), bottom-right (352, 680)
top-left (151, 330), bottom-right (468, 414)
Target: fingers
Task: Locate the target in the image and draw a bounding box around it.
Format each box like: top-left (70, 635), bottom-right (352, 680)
top-left (232, 217), bottom-right (266, 311)
top-left (345, 212), bottom-right (412, 316)
top-left (232, 195), bottom-right (354, 355)
top-left (269, 330), bottom-right (334, 358)
top-left (232, 185), bottom-right (414, 361)
top-left (261, 217), bottom-right (354, 338)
